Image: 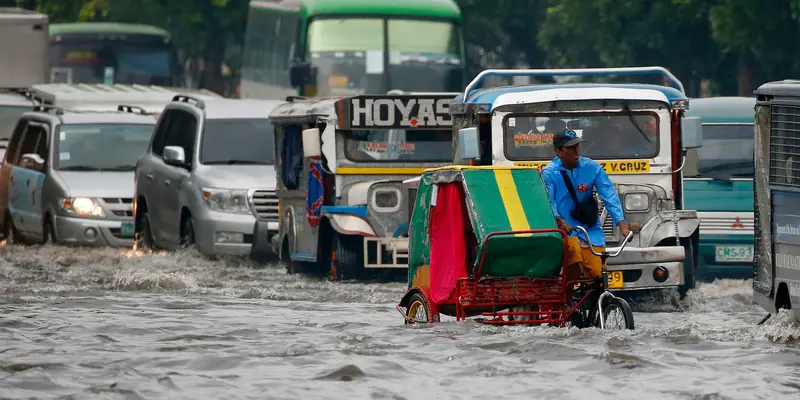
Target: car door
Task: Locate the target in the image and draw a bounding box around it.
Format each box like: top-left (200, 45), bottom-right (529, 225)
top-left (139, 109), bottom-right (176, 245)
top-left (0, 119), bottom-right (27, 233)
top-left (9, 121), bottom-right (47, 236)
top-left (159, 111), bottom-right (197, 247)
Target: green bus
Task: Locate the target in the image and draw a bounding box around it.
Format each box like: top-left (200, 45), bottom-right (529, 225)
top-left (48, 22), bottom-right (182, 86)
top-left (240, 0), bottom-right (465, 99)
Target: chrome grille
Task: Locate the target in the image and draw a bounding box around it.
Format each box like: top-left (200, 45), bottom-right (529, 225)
top-left (769, 105), bottom-right (800, 187)
top-left (594, 193), bottom-right (616, 241)
top-left (100, 198), bottom-right (133, 219)
top-left (249, 189), bottom-right (279, 221)
top-left (697, 213), bottom-right (754, 235)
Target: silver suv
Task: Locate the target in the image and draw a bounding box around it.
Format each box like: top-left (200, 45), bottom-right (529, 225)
top-left (0, 104), bottom-right (157, 245)
top-left (133, 95), bottom-right (283, 257)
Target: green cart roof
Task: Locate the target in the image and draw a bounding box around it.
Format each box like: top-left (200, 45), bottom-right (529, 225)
top-left (49, 22), bottom-right (171, 37)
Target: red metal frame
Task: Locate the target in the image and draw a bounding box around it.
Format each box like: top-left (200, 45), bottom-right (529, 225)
top-left (453, 228), bottom-right (596, 327)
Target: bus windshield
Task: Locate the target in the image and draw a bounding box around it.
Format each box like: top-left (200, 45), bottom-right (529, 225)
top-left (503, 113), bottom-right (660, 160)
top-left (49, 36), bottom-right (180, 86)
top-left (686, 124), bottom-right (754, 179)
top-left (306, 18), bottom-right (463, 96)
top-left (342, 129), bottom-right (453, 162)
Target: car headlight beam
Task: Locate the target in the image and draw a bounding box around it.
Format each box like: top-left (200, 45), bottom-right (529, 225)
top-left (61, 197), bottom-right (106, 217)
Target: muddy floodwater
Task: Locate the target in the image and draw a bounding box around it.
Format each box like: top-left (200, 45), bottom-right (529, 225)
top-left (1, 243), bottom-right (799, 399)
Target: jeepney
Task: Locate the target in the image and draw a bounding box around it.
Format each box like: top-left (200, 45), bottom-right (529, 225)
top-left (449, 67), bottom-right (703, 298)
top-left (684, 97), bottom-right (755, 280)
top-left (250, 92), bottom-right (456, 280)
top-left (753, 80), bottom-right (800, 321)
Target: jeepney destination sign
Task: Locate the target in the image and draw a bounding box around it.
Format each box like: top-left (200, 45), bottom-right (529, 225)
top-left (341, 95), bottom-right (454, 129)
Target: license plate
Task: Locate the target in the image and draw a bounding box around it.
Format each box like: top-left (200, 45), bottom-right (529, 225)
top-left (120, 222), bottom-right (135, 238)
top-left (607, 271), bottom-right (624, 289)
top-left (715, 245), bottom-right (753, 262)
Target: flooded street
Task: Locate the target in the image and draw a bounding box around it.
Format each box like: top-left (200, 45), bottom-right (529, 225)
top-left (1, 244), bottom-right (800, 399)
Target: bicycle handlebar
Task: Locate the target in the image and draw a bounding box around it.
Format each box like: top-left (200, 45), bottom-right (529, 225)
top-left (571, 226), bottom-right (633, 257)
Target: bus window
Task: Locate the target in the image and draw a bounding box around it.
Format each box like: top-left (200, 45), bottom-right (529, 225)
top-left (48, 25), bottom-right (181, 86)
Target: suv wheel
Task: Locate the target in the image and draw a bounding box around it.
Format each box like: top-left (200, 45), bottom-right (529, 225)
top-left (135, 211), bottom-right (155, 250)
top-left (180, 216), bottom-right (195, 248)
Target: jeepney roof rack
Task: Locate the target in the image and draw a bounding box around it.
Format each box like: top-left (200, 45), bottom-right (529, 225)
top-left (461, 66), bottom-right (686, 102)
top-left (117, 104), bottom-right (149, 115)
top-left (172, 94), bottom-right (205, 109)
top-left (33, 104), bottom-right (64, 115)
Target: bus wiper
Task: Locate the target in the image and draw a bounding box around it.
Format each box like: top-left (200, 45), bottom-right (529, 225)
top-left (59, 165), bottom-right (100, 171)
top-left (204, 160), bottom-right (264, 165)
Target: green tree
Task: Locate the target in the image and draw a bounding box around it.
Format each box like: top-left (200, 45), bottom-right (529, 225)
top-left (537, 0), bottom-right (724, 96)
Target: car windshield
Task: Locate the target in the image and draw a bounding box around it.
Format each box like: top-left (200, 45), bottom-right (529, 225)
top-left (55, 123), bottom-right (154, 171)
top-left (343, 129), bottom-right (452, 162)
top-left (306, 18), bottom-right (462, 95)
top-left (503, 113), bottom-right (660, 160)
top-left (0, 105), bottom-right (32, 141)
top-left (686, 124), bottom-right (754, 179)
top-left (200, 119), bottom-right (275, 165)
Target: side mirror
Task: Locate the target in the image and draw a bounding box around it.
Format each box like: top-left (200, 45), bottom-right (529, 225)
top-left (302, 128), bottom-right (321, 158)
top-left (457, 127), bottom-right (480, 160)
top-left (289, 63), bottom-right (316, 88)
top-left (681, 116), bottom-right (703, 150)
top-left (163, 146), bottom-right (186, 167)
top-left (20, 153), bottom-right (44, 171)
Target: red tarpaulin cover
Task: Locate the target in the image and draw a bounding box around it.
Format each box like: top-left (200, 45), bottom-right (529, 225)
top-left (430, 183), bottom-right (469, 304)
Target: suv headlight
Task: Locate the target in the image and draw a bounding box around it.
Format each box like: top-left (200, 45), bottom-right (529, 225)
top-left (623, 192), bottom-right (650, 212)
top-left (201, 188), bottom-right (250, 214)
top-left (371, 187), bottom-right (401, 212)
top-left (61, 197), bottom-right (106, 217)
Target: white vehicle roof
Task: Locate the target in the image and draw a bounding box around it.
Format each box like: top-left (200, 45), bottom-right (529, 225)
top-left (492, 87), bottom-right (671, 109)
top-left (29, 84), bottom-right (224, 113)
top-left (189, 98), bottom-right (286, 120)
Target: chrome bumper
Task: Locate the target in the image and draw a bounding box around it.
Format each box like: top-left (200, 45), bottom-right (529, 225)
top-left (54, 215), bottom-right (134, 247)
top-left (605, 245), bottom-right (686, 290)
top-left (193, 212), bottom-right (260, 256)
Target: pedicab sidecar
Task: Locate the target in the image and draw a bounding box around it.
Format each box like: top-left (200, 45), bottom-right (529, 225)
top-left (396, 165), bottom-right (635, 329)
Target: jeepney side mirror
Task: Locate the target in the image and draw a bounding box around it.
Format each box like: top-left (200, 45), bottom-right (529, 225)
top-left (457, 127), bottom-right (480, 161)
top-left (681, 116), bottom-right (703, 150)
top-left (302, 128), bottom-right (321, 158)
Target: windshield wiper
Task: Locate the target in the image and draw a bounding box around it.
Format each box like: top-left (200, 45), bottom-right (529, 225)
top-left (59, 165), bottom-right (100, 171)
top-left (701, 161), bottom-right (753, 174)
top-left (203, 160), bottom-right (265, 165)
top-left (99, 165), bottom-right (135, 171)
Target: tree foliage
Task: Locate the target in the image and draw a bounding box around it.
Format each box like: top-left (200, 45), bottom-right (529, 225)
top-left (8, 0), bottom-right (797, 96)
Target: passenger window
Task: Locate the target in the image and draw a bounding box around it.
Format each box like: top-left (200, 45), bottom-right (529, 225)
top-left (151, 110), bottom-right (177, 156)
top-left (16, 123), bottom-right (46, 165)
top-left (34, 124), bottom-right (49, 163)
top-left (5, 119), bottom-right (28, 164)
top-left (183, 115), bottom-right (198, 164)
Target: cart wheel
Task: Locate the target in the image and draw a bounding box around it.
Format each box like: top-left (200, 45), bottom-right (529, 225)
top-left (599, 297), bottom-right (635, 330)
top-left (406, 293), bottom-right (436, 324)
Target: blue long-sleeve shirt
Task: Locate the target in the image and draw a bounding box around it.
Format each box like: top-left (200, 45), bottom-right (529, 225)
top-left (541, 156), bottom-right (625, 247)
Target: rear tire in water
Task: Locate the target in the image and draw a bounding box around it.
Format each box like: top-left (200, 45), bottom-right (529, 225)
top-left (406, 292), bottom-right (438, 323)
top-left (333, 233), bottom-right (365, 281)
top-left (599, 297), bottom-right (635, 330)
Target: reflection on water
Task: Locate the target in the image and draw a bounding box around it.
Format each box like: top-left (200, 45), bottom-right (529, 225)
top-left (1, 243), bottom-right (799, 399)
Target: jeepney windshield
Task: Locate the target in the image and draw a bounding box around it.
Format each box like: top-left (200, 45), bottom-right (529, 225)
top-left (503, 113), bottom-right (659, 160)
top-left (306, 18), bottom-right (463, 95)
top-left (342, 129), bottom-right (452, 162)
top-left (685, 124), bottom-right (754, 179)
